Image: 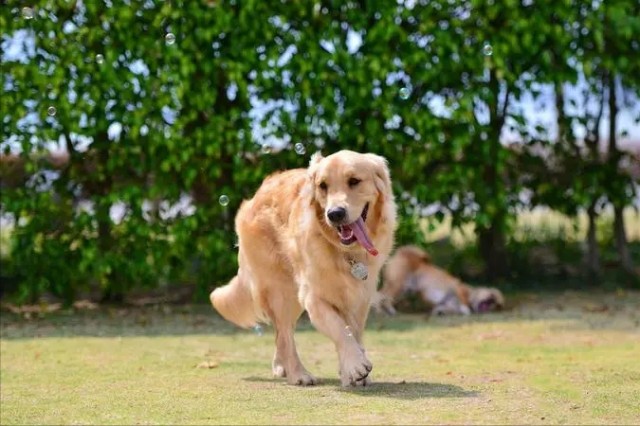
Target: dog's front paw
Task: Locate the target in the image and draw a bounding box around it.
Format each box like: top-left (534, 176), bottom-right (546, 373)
top-left (340, 351), bottom-right (372, 387)
top-left (354, 375), bottom-right (372, 387)
top-left (287, 370), bottom-right (318, 386)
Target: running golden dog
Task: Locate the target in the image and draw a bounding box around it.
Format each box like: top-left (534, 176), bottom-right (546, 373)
top-left (210, 150), bottom-right (397, 387)
top-left (375, 245), bottom-right (504, 316)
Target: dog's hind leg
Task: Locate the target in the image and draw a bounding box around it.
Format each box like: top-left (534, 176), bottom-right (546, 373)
top-left (236, 207), bottom-right (318, 385)
top-left (264, 287), bottom-right (317, 386)
top-left (239, 246), bottom-right (316, 384)
top-left (273, 322), bottom-right (317, 385)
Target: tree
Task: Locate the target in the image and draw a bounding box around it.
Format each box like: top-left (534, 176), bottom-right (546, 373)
top-left (1, 1), bottom-right (298, 302)
top-left (600, 0), bottom-right (640, 276)
top-left (1, 1), bottom-right (637, 303)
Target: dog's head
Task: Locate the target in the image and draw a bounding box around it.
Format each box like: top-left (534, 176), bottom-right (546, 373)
top-left (467, 287), bottom-right (505, 313)
top-left (307, 150), bottom-right (393, 256)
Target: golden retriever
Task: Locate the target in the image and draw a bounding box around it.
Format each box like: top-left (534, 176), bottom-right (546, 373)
top-left (374, 245), bottom-right (504, 316)
top-left (210, 150), bottom-right (397, 386)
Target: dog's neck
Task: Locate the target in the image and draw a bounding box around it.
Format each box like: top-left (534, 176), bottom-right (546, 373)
top-left (344, 250), bottom-right (369, 264)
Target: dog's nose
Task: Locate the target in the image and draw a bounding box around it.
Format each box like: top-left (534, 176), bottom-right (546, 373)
top-left (327, 207), bottom-right (347, 223)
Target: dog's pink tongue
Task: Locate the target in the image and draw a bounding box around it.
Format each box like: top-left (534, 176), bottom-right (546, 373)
top-left (352, 218), bottom-right (378, 256)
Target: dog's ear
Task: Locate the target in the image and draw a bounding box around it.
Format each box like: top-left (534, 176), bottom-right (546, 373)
top-left (307, 151), bottom-right (324, 183)
top-left (366, 153), bottom-right (392, 197)
top-left (491, 288), bottom-right (505, 308)
top-left (309, 151), bottom-right (324, 168)
top-left (304, 151), bottom-right (324, 205)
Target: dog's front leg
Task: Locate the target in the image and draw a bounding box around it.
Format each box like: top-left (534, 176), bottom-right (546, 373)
top-left (305, 297), bottom-right (372, 387)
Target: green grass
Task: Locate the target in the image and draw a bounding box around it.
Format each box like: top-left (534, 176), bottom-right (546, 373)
top-left (2, 291), bottom-right (640, 425)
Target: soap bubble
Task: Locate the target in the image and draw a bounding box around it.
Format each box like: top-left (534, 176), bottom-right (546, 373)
top-left (22, 7), bottom-right (34, 20)
top-left (482, 42), bottom-right (493, 56)
top-left (253, 324), bottom-right (264, 336)
top-left (218, 195), bottom-right (229, 206)
top-left (294, 143), bottom-right (306, 155)
top-left (47, 106), bottom-right (57, 117)
top-left (399, 87), bottom-right (411, 100)
top-left (95, 54), bottom-right (104, 65)
top-left (165, 33), bottom-right (176, 45)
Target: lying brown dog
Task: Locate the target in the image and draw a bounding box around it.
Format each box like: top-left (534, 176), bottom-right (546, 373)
top-left (374, 245), bottom-right (504, 316)
top-left (211, 150), bottom-right (397, 387)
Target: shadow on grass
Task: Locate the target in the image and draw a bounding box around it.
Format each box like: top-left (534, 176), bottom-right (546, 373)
top-left (243, 376), bottom-right (477, 399)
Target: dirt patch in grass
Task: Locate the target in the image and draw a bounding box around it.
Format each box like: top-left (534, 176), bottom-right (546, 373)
top-left (1, 291), bottom-right (639, 425)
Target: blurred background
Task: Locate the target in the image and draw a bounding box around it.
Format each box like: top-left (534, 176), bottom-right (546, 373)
top-left (1, 0), bottom-right (638, 306)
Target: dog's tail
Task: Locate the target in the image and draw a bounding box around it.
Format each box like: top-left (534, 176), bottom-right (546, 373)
top-left (210, 274), bottom-right (258, 328)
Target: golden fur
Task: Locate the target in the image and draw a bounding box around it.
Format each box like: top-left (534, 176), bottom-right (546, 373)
top-left (210, 150), bottom-right (397, 386)
top-left (375, 245), bottom-right (505, 316)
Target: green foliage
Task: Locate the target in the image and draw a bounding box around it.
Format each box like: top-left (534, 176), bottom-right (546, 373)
top-left (1, 1), bottom-right (637, 302)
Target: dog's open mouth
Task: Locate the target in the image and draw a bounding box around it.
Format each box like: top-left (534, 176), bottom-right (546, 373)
top-left (476, 297), bottom-right (499, 313)
top-left (336, 204), bottom-right (378, 256)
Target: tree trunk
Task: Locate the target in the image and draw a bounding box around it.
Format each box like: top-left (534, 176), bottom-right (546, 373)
top-left (613, 206), bottom-right (634, 275)
top-left (476, 68), bottom-right (510, 282)
top-left (583, 76), bottom-right (605, 282)
top-left (607, 73), bottom-right (634, 276)
top-left (585, 202), bottom-right (601, 282)
top-left (477, 218), bottom-right (509, 282)
top-left (97, 204), bottom-right (124, 303)
top-left (555, 82), bottom-right (567, 144)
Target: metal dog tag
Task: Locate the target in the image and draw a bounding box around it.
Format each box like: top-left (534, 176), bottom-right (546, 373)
top-left (350, 261), bottom-right (368, 281)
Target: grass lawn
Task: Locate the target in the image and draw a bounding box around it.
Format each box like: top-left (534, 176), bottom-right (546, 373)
top-left (1, 291), bottom-right (639, 425)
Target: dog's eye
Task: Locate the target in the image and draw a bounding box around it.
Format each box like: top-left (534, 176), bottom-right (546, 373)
top-left (348, 177), bottom-right (361, 187)
top-left (319, 182), bottom-right (328, 191)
